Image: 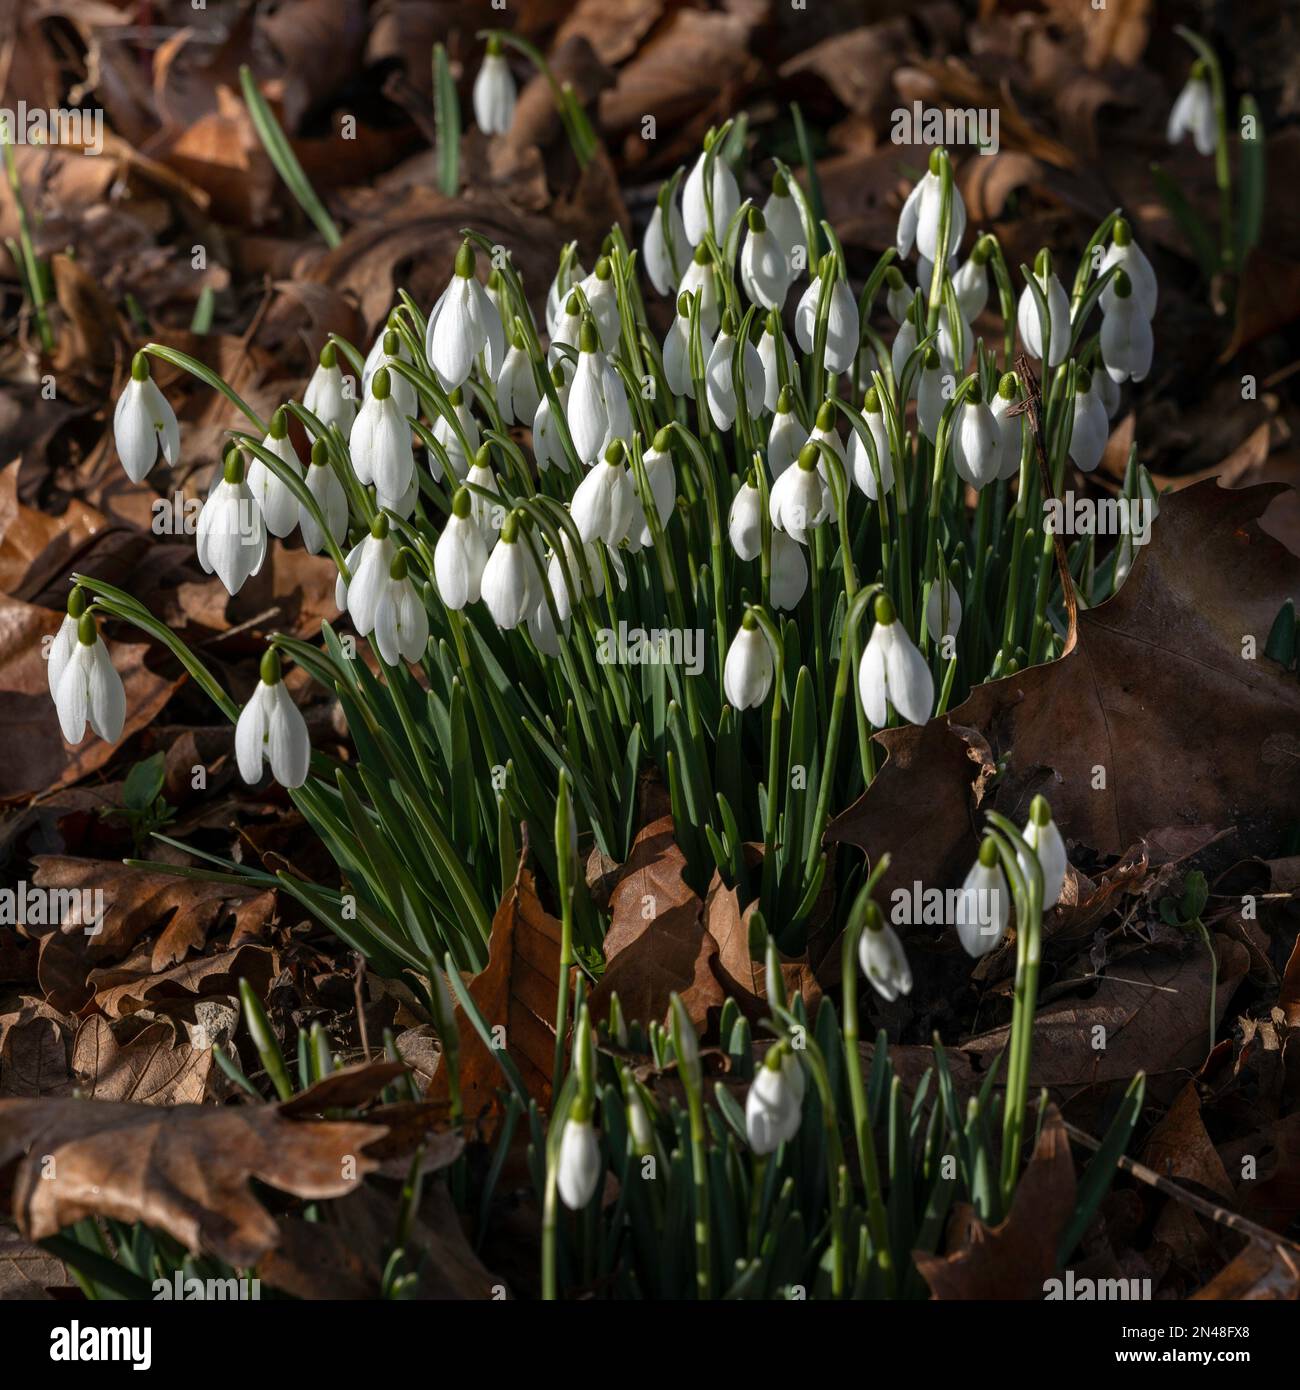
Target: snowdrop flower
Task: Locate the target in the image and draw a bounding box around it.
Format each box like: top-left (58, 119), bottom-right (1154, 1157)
top-left (434, 486), bottom-right (490, 610)
top-left (1167, 61), bottom-right (1216, 157)
top-left (546, 534), bottom-right (605, 628)
top-left (644, 189), bottom-right (690, 296)
top-left (1100, 271), bottom-right (1153, 383)
top-left (47, 586), bottom-right (88, 699)
top-left (745, 1047), bottom-right (803, 1154)
top-left (953, 382), bottom-right (1002, 490)
top-left (925, 576), bottom-right (962, 643)
top-left (53, 611), bottom-right (125, 746)
top-left (303, 341), bottom-right (357, 435)
top-left (473, 35), bottom-right (516, 135)
top-left (991, 373), bottom-right (1025, 481)
top-left (496, 324), bottom-right (541, 427)
top-left (954, 838), bottom-right (1011, 958)
top-left (425, 240), bottom-right (505, 390)
top-left (891, 316), bottom-right (919, 387)
top-left (678, 244), bottom-right (721, 337)
top-left (481, 512), bottom-right (539, 629)
top-left (917, 349), bottom-right (946, 443)
top-left (430, 386), bottom-right (479, 483)
top-left (763, 169), bottom-right (806, 269)
top-left (937, 300), bottom-right (972, 373)
top-left (235, 649), bottom-right (310, 789)
top-left (705, 312), bottom-right (765, 430)
top-left (1099, 218), bottom-right (1157, 320)
top-left (883, 267), bottom-right (912, 324)
top-left (794, 257), bottom-right (859, 374)
top-left (953, 237), bottom-right (994, 322)
top-left (548, 290), bottom-right (583, 367)
top-left (1096, 368), bottom-right (1121, 420)
top-left (757, 309), bottom-right (795, 412)
top-left (724, 610), bottom-right (775, 710)
top-left (807, 400), bottom-right (847, 489)
top-left (770, 530), bottom-right (808, 610)
top-left (568, 320), bottom-right (619, 464)
top-left (335, 519), bottom-right (391, 614)
top-left (532, 363), bottom-right (571, 472)
top-left (859, 593), bottom-right (932, 727)
top-left (546, 254), bottom-right (586, 342)
top-left (740, 207), bottom-right (792, 310)
top-left (663, 292), bottom-right (713, 399)
top-left (371, 329), bottom-right (417, 423)
top-left (633, 429), bottom-right (676, 546)
top-left (858, 901), bottom-right (912, 1002)
top-left (114, 352), bottom-right (180, 483)
top-left (246, 408), bottom-right (303, 539)
top-left (766, 386), bottom-right (807, 478)
top-left (849, 386), bottom-right (893, 500)
top-left (578, 257), bottom-right (620, 353)
top-left (361, 313), bottom-right (410, 397)
top-left (896, 150), bottom-right (967, 266)
top-left (300, 440), bottom-right (348, 556)
top-left (770, 443), bottom-right (829, 545)
top-left (682, 132), bottom-right (740, 246)
top-left (350, 367), bottom-right (415, 509)
top-left (573, 439), bottom-right (635, 546)
top-left (728, 474), bottom-right (763, 561)
top-left (1068, 369), bottom-right (1110, 474)
top-left (345, 520), bottom-right (428, 665)
top-left (1017, 249), bottom-right (1071, 367)
top-left (1019, 795), bottom-right (1068, 909)
top-left (463, 444), bottom-right (502, 545)
top-left (556, 1111), bottom-right (602, 1210)
top-left (197, 448), bottom-right (266, 595)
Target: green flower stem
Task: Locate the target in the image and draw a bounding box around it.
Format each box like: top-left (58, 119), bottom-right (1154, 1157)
top-left (0, 119), bottom-right (54, 353)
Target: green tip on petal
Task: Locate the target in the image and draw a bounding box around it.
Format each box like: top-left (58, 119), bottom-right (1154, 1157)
top-left (1029, 793), bottom-right (1052, 827)
top-left (594, 256), bottom-right (612, 281)
top-left (1190, 58), bottom-right (1208, 81)
top-left (1113, 268), bottom-right (1132, 298)
top-left (776, 384), bottom-right (794, 414)
top-left (1034, 247), bottom-right (1052, 278)
top-left (76, 611), bottom-right (98, 646)
top-left (322, 341), bottom-right (339, 369)
top-left (551, 364), bottom-right (567, 387)
top-left (652, 425), bottom-right (673, 453)
top-left (604, 438), bottom-right (625, 465)
top-left (998, 371), bottom-right (1018, 400)
top-left (1004, 656), bottom-right (1020, 675)
top-left (473, 442), bottom-right (491, 470)
top-left (815, 400), bottom-right (836, 431)
top-left (448, 386), bottom-right (464, 407)
top-left (885, 266), bottom-right (905, 290)
top-left (389, 550), bottom-right (409, 582)
top-left (720, 308), bottom-right (737, 337)
top-left (747, 207), bottom-right (766, 233)
top-left (863, 384), bottom-right (881, 413)
top-left (771, 168), bottom-right (789, 198)
top-left (454, 240), bottom-right (475, 279)
top-left (511, 323), bottom-right (527, 350)
top-left (978, 835), bottom-right (999, 868)
top-left (310, 439), bottom-right (329, 466)
top-left (565, 291), bottom-right (581, 316)
top-left (928, 148), bottom-right (944, 176)
top-left (486, 33), bottom-right (503, 56)
top-left (873, 593), bottom-right (896, 626)
top-left (1113, 216), bottom-right (1133, 247)
top-left (383, 329), bottom-right (400, 357)
top-left (223, 449), bottom-right (245, 485)
top-left (967, 379), bottom-right (984, 406)
top-left (1076, 366), bottom-right (1093, 395)
top-left (765, 307), bottom-right (781, 334)
top-left (579, 318), bottom-right (599, 354)
top-left (924, 346), bottom-right (941, 370)
top-left (260, 647), bottom-right (282, 685)
top-left (67, 586), bottom-right (87, 619)
top-left (692, 242), bottom-right (710, 266)
top-left (501, 512), bottom-right (519, 544)
top-left (130, 351), bottom-right (150, 382)
top-left (973, 234), bottom-right (995, 266)
top-left (270, 406), bottom-right (288, 440)
top-left (863, 899), bottom-right (885, 933)
top-left (372, 366), bottom-right (392, 401)
top-left (741, 608), bottom-right (759, 632)
top-left (370, 512), bottom-right (389, 540)
top-left (796, 442), bottom-right (819, 472)
top-left (451, 487), bottom-right (473, 520)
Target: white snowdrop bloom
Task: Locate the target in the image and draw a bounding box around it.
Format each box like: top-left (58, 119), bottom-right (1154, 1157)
top-left (724, 612), bottom-right (775, 710)
top-left (361, 314), bottom-right (410, 397)
top-left (745, 1047), bottom-right (802, 1154)
top-left (496, 326), bottom-right (542, 427)
top-left (883, 267), bottom-right (912, 323)
top-left (337, 524), bottom-right (390, 622)
top-left (235, 649), bottom-right (311, 790)
top-left (849, 387), bottom-right (894, 500)
top-left (601, 356), bottom-right (632, 449)
top-left (463, 445), bottom-right (502, 545)
top-left (682, 137), bottom-right (740, 246)
top-left (763, 169), bottom-right (806, 267)
top-left (46, 593), bottom-right (83, 700)
top-left (544, 534), bottom-right (605, 629)
top-left (114, 353), bottom-right (180, 483)
top-left (954, 840), bottom-right (1011, 959)
top-left (1095, 368), bottom-right (1121, 420)
top-left (767, 387), bottom-right (807, 478)
top-left (1019, 795), bottom-right (1069, 909)
top-left (300, 441), bottom-right (349, 556)
top-left (917, 350), bottom-right (946, 444)
top-left (925, 576), bottom-right (963, 643)
top-left (807, 400), bottom-right (846, 486)
top-left (367, 328), bottom-right (417, 423)
top-left (953, 386), bottom-right (1002, 490)
top-left (567, 320), bottom-right (617, 464)
top-left (532, 363), bottom-right (572, 472)
top-left (472, 38), bottom-right (516, 135)
top-left (991, 374), bottom-right (1025, 481)
top-left (663, 293), bottom-right (713, 399)
top-left (350, 367), bottom-right (415, 509)
top-left (424, 240), bottom-right (505, 390)
top-left (429, 386), bottom-right (479, 484)
top-left (369, 548), bottom-right (429, 665)
top-left (1017, 252), bottom-right (1072, 367)
top-left (1099, 218), bottom-right (1157, 320)
top-left (1167, 64), bottom-right (1216, 157)
top-left (572, 440), bottom-right (635, 546)
top-left (770, 530), bottom-right (808, 610)
top-left (644, 191), bottom-right (690, 296)
top-left (705, 316), bottom-right (765, 430)
top-left (546, 252), bottom-right (586, 340)
top-left (548, 291), bottom-right (584, 368)
top-left (858, 594), bottom-right (932, 727)
top-left (891, 316), bottom-right (919, 387)
top-left (634, 431), bottom-right (677, 546)
top-left (528, 588), bottom-right (562, 658)
top-left (53, 612), bottom-right (125, 747)
top-left (556, 1114), bottom-right (602, 1210)
top-left (757, 310), bottom-right (796, 412)
top-left (953, 240), bottom-right (993, 322)
top-left (794, 262), bottom-right (859, 374)
top-left (197, 449), bottom-right (267, 595)
top-left (303, 341), bottom-right (357, 435)
top-left (579, 258), bottom-right (620, 353)
top-left (896, 153), bottom-right (968, 265)
top-left (481, 513), bottom-right (539, 630)
top-left (678, 245), bottom-right (721, 338)
top-left (728, 476), bottom-right (763, 560)
top-left (1068, 369), bottom-right (1110, 474)
top-left (858, 906), bottom-right (912, 1002)
top-left (936, 301), bottom-right (972, 373)
top-left (769, 443), bottom-right (829, 546)
top-left (246, 408), bottom-right (303, 539)
top-left (740, 208), bottom-right (792, 310)
top-left (1100, 272), bottom-right (1154, 383)
top-left (434, 487), bottom-right (490, 611)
